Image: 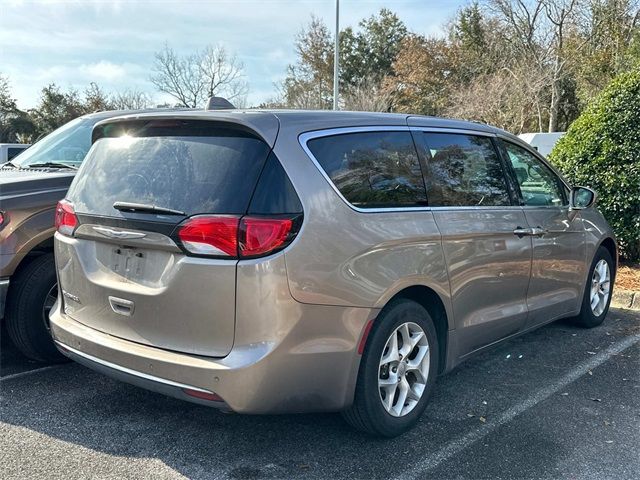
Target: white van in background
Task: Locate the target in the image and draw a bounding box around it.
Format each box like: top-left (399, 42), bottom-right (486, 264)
top-left (518, 132), bottom-right (565, 158)
top-left (0, 143), bottom-right (30, 163)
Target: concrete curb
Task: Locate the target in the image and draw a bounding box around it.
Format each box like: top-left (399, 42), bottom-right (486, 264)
top-left (611, 289), bottom-right (640, 310)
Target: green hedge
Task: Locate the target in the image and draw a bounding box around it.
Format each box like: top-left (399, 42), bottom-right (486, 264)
top-left (550, 69), bottom-right (640, 262)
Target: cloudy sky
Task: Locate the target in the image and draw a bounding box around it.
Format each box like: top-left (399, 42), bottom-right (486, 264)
top-left (2, 0), bottom-right (466, 109)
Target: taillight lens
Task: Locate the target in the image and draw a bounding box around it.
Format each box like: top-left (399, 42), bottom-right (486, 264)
top-left (0, 211), bottom-right (7, 229)
top-left (55, 200), bottom-right (78, 236)
top-left (239, 217), bottom-right (293, 257)
top-left (178, 216), bottom-right (239, 256)
top-left (177, 215), bottom-right (299, 258)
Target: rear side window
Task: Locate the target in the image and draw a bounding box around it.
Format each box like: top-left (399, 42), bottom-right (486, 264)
top-left (421, 133), bottom-right (511, 207)
top-left (248, 152), bottom-right (302, 214)
top-left (306, 131), bottom-right (427, 209)
top-left (68, 126), bottom-right (271, 217)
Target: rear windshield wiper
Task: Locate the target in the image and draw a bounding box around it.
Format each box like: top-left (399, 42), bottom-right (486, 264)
top-left (27, 162), bottom-right (78, 170)
top-left (113, 201), bottom-right (186, 216)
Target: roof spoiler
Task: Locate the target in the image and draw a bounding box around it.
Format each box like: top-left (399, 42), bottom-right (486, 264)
top-left (206, 96), bottom-right (236, 110)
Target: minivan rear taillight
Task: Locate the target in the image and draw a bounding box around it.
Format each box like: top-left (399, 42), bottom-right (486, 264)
top-left (178, 216), bottom-right (239, 256)
top-left (239, 217), bottom-right (293, 257)
top-left (55, 200), bottom-right (78, 236)
top-left (177, 215), bottom-right (300, 259)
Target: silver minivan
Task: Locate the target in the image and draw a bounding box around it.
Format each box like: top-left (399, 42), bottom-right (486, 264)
top-left (50, 110), bottom-right (616, 437)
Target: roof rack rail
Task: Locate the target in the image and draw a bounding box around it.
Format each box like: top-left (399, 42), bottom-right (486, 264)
top-left (206, 96), bottom-right (236, 110)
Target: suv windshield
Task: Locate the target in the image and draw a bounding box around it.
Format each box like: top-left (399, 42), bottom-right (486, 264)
top-left (10, 117), bottom-right (93, 168)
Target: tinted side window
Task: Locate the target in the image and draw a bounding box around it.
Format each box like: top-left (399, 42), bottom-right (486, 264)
top-left (422, 133), bottom-right (511, 207)
top-left (501, 141), bottom-right (565, 207)
top-left (7, 147), bottom-right (26, 160)
top-left (249, 152), bottom-right (303, 214)
top-left (307, 131), bottom-right (427, 208)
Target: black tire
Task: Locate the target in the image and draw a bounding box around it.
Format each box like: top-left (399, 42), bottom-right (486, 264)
top-left (5, 254), bottom-right (67, 363)
top-left (573, 246), bottom-right (615, 328)
top-left (342, 299), bottom-right (439, 437)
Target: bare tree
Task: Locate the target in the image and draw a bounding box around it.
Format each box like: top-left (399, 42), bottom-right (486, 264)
top-left (543, 0), bottom-right (578, 132)
top-left (572, 0), bottom-right (640, 98)
top-left (111, 89), bottom-right (153, 110)
top-left (199, 45), bottom-right (248, 102)
top-left (446, 66), bottom-right (548, 133)
top-left (150, 43), bottom-right (247, 108)
top-left (487, 0), bottom-right (546, 55)
top-left (486, 0), bottom-right (582, 132)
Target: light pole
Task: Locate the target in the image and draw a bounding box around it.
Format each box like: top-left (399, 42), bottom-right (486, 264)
top-left (333, 0), bottom-right (339, 110)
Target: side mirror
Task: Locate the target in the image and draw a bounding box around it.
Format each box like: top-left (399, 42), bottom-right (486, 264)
top-left (570, 186), bottom-right (597, 210)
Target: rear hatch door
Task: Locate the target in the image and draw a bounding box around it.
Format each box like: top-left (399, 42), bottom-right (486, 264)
top-left (57, 119), bottom-right (275, 356)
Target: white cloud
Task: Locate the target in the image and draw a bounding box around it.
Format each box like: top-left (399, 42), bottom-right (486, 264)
top-left (80, 61), bottom-right (127, 81)
top-left (266, 49), bottom-right (287, 61)
top-left (2, 0), bottom-right (465, 109)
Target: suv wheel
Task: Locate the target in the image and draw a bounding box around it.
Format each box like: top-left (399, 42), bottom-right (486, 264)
top-left (573, 246), bottom-right (615, 328)
top-left (342, 299), bottom-right (439, 437)
top-left (5, 254), bottom-right (67, 363)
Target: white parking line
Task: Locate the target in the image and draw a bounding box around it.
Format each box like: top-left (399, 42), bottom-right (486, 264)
top-left (395, 333), bottom-right (640, 480)
top-left (0, 365), bottom-right (62, 382)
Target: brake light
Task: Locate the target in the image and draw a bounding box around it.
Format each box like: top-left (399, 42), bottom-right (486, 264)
top-left (178, 216), bottom-right (240, 256)
top-left (55, 200), bottom-right (78, 236)
top-left (0, 211), bottom-right (7, 229)
top-left (177, 215), bottom-right (299, 258)
top-left (239, 217), bottom-right (293, 257)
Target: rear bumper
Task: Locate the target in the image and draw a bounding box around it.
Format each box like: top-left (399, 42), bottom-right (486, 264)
top-left (0, 278), bottom-right (9, 320)
top-left (50, 299), bottom-right (377, 414)
top-left (56, 341), bottom-right (230, 408)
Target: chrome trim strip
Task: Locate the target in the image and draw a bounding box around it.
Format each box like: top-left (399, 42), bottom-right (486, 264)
top-left (298, 125), bottom-right (514, 214)
top-left (301, 126), bottom-right (410, 137)
top-left (93, 226), bottom-right (147, 240)
top-left (55, 341), bottom-right (213, 394)
top-left (410, 126), bottom-right (497, 137)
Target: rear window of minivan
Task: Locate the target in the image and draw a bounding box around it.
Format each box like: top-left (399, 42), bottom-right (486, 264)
top-left (68, 124), bottom-right (271, 218)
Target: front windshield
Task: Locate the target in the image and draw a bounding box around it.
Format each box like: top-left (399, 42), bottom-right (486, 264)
top-left (11, 117), bottom-right (94, 168)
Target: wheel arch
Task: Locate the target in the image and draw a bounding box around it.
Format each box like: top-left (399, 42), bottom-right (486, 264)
top-left (8, 236), bottom-right (55, 280)
top-left (379, 285), bottom-right (450, 374)
top-left (598, 237), bottom-right (617, 272)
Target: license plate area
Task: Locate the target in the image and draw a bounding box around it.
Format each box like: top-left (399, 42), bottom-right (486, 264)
top-left (110, 246), bottom-right (146, 281)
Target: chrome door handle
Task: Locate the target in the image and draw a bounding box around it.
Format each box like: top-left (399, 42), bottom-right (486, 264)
top-left (529, 227), bottom-right (548, 237)
top-left (513, 226), bottom-right (548, 237)
top-left (513, 227), bottom-right (533, 237)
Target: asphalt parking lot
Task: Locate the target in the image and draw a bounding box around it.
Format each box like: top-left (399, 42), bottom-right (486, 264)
top-left (1, 308), bottom-right (639, 480)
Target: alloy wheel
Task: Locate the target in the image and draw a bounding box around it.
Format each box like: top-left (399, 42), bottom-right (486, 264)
top-left (378, 321), bottom-right (430, 417)
top-left (590, 259), bottom-right (610, 317)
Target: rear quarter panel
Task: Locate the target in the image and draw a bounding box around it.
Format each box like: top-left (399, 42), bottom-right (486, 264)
top-left (273, 126), bottom-right (452, 325)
